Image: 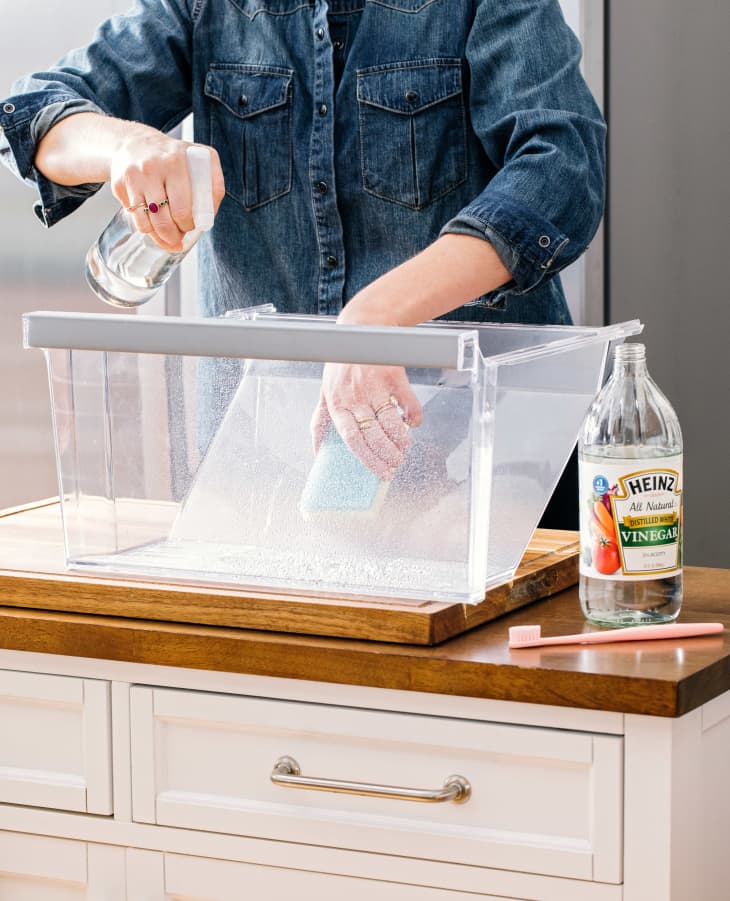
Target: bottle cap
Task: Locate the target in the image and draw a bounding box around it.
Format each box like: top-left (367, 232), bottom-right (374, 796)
top-left (186, 145), bottom-right (215, 232)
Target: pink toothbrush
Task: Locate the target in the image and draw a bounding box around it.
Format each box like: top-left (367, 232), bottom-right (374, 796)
top-left (508, 622), bottom-right (724, 649)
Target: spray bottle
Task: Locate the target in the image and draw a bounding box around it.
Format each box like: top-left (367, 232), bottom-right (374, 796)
top-left (85, 145), bottom-right (214, 307)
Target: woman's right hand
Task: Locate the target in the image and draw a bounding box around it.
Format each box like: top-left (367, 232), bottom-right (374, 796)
top-left (109, 125), bottom-right (225, 252)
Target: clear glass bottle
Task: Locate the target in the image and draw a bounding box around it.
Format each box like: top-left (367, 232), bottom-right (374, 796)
top-left (85, 146), bottom-right (214, 308)
top-left (85, 208), bottom-right (199, 307)
top-left (578, 342), bottom-right (683, 625)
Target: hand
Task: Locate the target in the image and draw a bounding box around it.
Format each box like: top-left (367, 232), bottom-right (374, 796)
top-left (312, 362), bottom-right (423, 481)
top-left (309, 231), bottom-right (512, 479)
top-left (109, 126), bottom-right (225, 252)
top-left (311, 294), bottom-right (424, 479)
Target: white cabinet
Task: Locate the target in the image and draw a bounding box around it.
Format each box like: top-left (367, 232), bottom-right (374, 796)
top-left (0, 670), bottom-right (112, 814)
top-left (0, 655), bottom-right (727, 901)
top-left (129, 687), bottom-right (622, 882)
top-left (0, 831), bottom-right (125, 900)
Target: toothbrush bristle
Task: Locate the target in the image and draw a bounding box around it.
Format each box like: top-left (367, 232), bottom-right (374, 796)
top-left (508, 625), bottom-right (542, 646)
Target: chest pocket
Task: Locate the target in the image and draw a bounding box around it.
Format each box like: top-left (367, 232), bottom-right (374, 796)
top-left (357, 59), bottom-right (466, 210)
top-left (205, 65), bottom-right (293, 211)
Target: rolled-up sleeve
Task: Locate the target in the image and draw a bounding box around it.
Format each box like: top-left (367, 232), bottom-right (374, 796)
top-left (0, 0), bottom-right (194, 227)
top-left (441, 0), bottom-right (606, 303)
top-left (1, 96), bottom-right (106, 227)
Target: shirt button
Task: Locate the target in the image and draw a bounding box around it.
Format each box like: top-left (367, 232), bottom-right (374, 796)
top-left (315, 181), bottom-right (328, 195)
top-left (3, 102), bottom-right (15, 114)
top-left (318, 103), bottom-right (328, 116)
top-left (405, 90), bottom-right (419, 103)
top-left (316, 27), bottom-right (325, 40)
top-left (239, 95), bottom-right (248, 108)
top-left (333, 40), bottom-right (344, 50)
top-left (538, 235), bottom-right (551, 248)
top-left (326, 255), bottom-right (338, 269)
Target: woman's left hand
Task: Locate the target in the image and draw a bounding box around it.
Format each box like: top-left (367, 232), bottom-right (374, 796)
top-left (311, 295), bottom-right (423, 480)
top-left (311, 234), bottom-right (512, 478)
top-left (312, 362), bottom-right (423, 481)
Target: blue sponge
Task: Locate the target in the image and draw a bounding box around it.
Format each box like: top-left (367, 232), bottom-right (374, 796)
top-left (300, 425), bottom-right (389, 518)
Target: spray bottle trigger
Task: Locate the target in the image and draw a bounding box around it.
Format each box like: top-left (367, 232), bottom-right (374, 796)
top-left (187, 145), bottom-right (215, 232)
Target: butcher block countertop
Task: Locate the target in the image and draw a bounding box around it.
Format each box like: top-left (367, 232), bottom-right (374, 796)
top-left (0, 500), bottom-right (728, 718)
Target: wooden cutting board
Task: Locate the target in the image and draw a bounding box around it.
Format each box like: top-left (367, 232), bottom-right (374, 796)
top-left (0, 500), bottom-right (578, 645)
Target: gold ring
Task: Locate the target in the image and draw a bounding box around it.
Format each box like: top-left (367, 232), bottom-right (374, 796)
top-left (374, 400), bottom-right (396, 417)
top-left (354, 417), bottom-right (376, 430)
top-left (127, 201), bottom-right (146, 212)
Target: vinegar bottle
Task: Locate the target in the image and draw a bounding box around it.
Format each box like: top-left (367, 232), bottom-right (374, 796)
top-left (578, 342), bottom-right (683, 625)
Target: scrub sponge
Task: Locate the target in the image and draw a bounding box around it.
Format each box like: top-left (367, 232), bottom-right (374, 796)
top-left (299, 425), bottom-right (389, 520)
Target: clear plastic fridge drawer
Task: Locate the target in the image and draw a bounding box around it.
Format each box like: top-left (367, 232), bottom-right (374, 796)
top-left (24, 310), bottom-right (641, 603)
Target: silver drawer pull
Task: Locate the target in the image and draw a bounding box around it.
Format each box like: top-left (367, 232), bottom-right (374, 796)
top-left (271, 756), bottom-right (471, 803)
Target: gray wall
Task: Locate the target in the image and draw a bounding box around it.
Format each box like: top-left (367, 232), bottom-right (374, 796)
top-left (609, 0), bottom-right (730, 567)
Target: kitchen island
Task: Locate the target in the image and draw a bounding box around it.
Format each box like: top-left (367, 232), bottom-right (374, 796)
top-left (0, 501), bottom-right (728, 900)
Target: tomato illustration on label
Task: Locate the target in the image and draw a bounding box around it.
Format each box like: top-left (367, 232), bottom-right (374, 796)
top-left (593, 534), bottom-right (620, 575)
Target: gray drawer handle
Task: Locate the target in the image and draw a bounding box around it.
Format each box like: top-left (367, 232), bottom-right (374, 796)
top-left (271, 756), bottom-right (471, 803)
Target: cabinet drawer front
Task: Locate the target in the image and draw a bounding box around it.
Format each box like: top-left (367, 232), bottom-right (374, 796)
top-left (0, 831), bottom-right (125, 898)
top-left (130, 687), bottom-right (622, 882)
top-left (162, 852), bottom-right (512, 900)
top-left (0, 670), bottom-right (112, 814)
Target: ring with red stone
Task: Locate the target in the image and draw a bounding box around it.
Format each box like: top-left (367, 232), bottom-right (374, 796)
top-left (142, 199), bottom-right (169, 214)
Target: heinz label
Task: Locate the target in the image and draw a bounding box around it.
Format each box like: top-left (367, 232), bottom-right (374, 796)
top-left (579, 455), bottom-right (683, 580)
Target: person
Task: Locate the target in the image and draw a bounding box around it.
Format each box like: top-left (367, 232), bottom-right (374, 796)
top-left (0, 0), bottom-right (604, 518)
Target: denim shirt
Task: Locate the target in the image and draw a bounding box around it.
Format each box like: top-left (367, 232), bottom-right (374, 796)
top-left (0, 0), bottom-right (605, 324)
